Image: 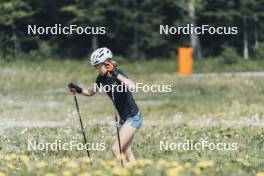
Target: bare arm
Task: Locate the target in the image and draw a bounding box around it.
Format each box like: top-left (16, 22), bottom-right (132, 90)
top-left (104, 61), bottom-right (136, 90)
top-left (82, 83), bottom-right (97, 96)
top-left (116, 74), bottom-right (136, 91)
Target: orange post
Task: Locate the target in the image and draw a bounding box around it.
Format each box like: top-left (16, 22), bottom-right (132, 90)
top-left (178, 47), bottom-right (193, 76)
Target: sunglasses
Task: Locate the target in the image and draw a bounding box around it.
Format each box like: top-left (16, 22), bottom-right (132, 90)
top-left (95, 63), bottom-right (105, 71)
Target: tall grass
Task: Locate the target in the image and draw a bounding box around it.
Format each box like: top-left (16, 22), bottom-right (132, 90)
top-left (0, 59), bottom-right (264, 121)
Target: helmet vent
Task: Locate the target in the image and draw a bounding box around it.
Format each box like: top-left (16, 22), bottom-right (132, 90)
top-left (90, 47), bottom-right (113, 65)
top-left (99, 53), bottom-right (104, 58)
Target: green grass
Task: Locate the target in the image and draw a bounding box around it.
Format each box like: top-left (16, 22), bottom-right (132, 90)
top-left (193, 58), bottom-right (264, 73)
top-left (1, 59), bottom-right (264, 175)
top-left (1, 59), bottom-right (264, 120)
top-left (0, 125), bottom-right (264, 175)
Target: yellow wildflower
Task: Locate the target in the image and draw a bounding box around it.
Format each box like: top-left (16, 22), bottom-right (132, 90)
top-left (81, 157), bottom-right (91, 164)
top-left (0, 172), bottom-right (5, 176)
top-left (100, 160), bottom-right (117, 170)
top-left (136, 159), bottom-right (154, 167)
top-left (112, 167), bottom-right (129, 176)
top-left (256, 172), bottom-right (264, 176)
top-left (20, 155), bottom-right (30, 164)
top-left (4, 155), bottom-right (11, 161)
top-left (61, 157), bottom-right (71, 163)
top-left (55, 160), bottom-right (63, 166)
top-left (157, 159), bottom-right (171, 168)
top-left (100, 164), bottom-right (110, 170)
top-left (184, 162), bottom-right (192, 169)
top-left (170, 161), bottom-right (178, 167)
top-left (94, 171), bottom-right (103, 176)
top-left (134, 169), bottom-right (143, 175)
top-left (236, 158), bottom-right (250, 166)
top-left (66, 161), bottom-right (79, 169)
top-left (62, 171), bottom-right (72, 176)
top-left (6, 163), bottom-right (15, 169)
top-left (78, 172), bottom-right (90, 176)
top-left (166, 166), bottom-right (184, 176)
top-left (9, 153), bottom-right (17, 160)
top-left (117, 153), bottom-right (126, 162)
top-left (106, 160), bottom-right (117, 167)
top-left (196, 160), bottom-right (214, 169)
top-left (35, 160), bottom-right (48, 168)
top-left (193, 167), bottom-right (202, 175)
top-left (44, 173), bottom-right (56, 176)
top-left (125, 162), bottom-right (136, 168)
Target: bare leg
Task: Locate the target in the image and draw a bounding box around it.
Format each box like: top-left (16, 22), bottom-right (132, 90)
top-left (111, 124), bottom-right (137, 164)
top-left (123, 134), bottom-right (136, 162)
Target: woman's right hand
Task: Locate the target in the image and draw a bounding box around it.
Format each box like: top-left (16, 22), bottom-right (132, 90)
top-left (67, 82), bottom-right (83, 94)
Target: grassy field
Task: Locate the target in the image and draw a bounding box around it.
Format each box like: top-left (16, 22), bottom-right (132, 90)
top-left (1, 125), bottom-right (264, 176)
top-left (0, 58), bottom-right (264, 175)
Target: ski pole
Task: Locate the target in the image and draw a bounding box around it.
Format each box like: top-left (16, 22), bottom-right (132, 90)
top-left (72, 92), bottom-right (92, 164)
top-left (111, 90), bottom-right (124, 167)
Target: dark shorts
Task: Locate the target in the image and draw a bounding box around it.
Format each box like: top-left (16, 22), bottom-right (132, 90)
top-left (119, 111), bottom-right (142, 129)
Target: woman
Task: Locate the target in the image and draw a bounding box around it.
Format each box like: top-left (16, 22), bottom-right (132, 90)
top-left (68, 47), bottom-right (142, 164)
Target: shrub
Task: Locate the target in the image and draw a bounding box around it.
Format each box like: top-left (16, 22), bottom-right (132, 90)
top-left (27, 41), bottom-right (57, 60)
top-left (219, 45), bottom-right (241, 65)
top-left (252, 43), bottom-right (264, 60)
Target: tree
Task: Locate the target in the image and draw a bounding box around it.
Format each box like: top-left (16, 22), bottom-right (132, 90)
top-left (0, 0), bottom-right (33, 58)
top-left (188, 0), bottom-right (202, 59)
top-left (62, 0), bottom-right (112, 51)
top-left (162, 0), bottom-right (203, 59)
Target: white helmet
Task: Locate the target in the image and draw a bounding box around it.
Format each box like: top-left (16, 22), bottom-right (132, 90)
top-left (90, 47), bottom-right (113, 65)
